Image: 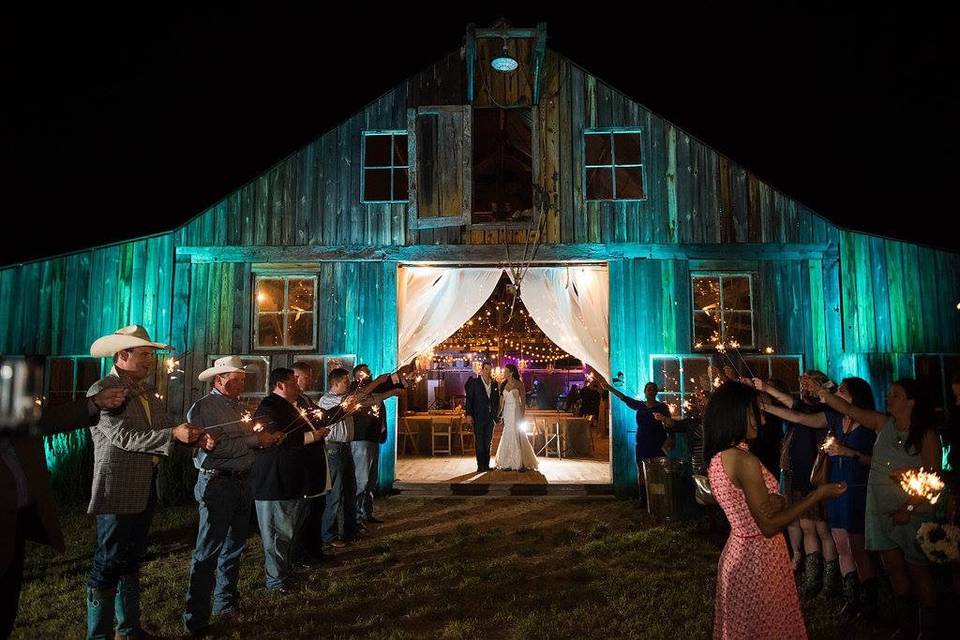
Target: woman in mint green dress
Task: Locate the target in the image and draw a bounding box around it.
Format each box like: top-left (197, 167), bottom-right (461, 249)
top-left (819, 379), bottom-right (942, 638)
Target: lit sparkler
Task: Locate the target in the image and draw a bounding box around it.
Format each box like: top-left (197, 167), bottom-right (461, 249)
top-left (820, 435), bottom-right (836, 452)
top-left (202, 410), bottom-right (254, 431)
top-left (898, 468), bottom-right (945, 505)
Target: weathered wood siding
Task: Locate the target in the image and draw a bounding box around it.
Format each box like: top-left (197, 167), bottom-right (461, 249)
top-left (172, 49), bottom-right (836, 249)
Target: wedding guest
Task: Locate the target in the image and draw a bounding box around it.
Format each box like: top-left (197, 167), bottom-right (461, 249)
top-left (563, 384), bottom-right (581, 414)
top-left (748, 378), bottom-right (785, 477)
top-left (320, 368), bottom-right (359, 550)
top-left (756, 376), bottom-right (879, 619)
top-left (290, 361), bottom-right (330, 568)
top-left (598, 378), bottom-right (671, 508)
top-left (349, 364), bottom-right (403, 527)
top-left (251, 368), bottom-right (325, 593)
top-left (758, 370), bottom-right (837, 597)
top-left (2, 385), bottom-right (126, 639)
top-left (705, 381), bottom-right (845, 640)
top-left (84, 325), bottom-right (213, 640)
top-left (182, 357), bottom-right (283, 635)
top-left (819, 378), bottom-right (942, 638)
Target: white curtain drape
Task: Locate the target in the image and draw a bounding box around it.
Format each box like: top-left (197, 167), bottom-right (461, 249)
top-left (397, 267), bottom-right (503, 365)
top-left (510, 266), bottom-right (610, 380)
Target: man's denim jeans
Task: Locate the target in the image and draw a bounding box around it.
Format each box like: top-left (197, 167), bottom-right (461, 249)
top-left (182, 472), bottom-right (252, 631)
top-left (322, 442), bottom-right (357, 543)
top-left (351, 441), bottom-right (379, 523)
top-left (254, 498), bottom-right (305, 590)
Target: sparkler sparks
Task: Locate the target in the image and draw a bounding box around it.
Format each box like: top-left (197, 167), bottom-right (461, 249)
top-left (252, 423), bottom-right (264, 432)
top-left (821, 435), bottom-right (836, 452)
top-left (898, 468), bottom-right (945, 505)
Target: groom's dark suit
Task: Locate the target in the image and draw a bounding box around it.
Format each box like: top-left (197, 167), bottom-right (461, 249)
top-left (464, 376), bottom-right (500, 470)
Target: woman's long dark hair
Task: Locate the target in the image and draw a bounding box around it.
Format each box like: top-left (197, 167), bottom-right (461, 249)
top-left (703, 381), bottom-right (762, 463)
top-left (841, 377), bottom-right (876, 413)
top-left (500, 364), bottom-right (520, 392)
top-left (894, 378), bottom-right (935, 455)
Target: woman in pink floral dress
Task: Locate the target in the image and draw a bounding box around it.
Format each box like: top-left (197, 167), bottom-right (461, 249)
top-left (705, 382), bottom-right (846, 639)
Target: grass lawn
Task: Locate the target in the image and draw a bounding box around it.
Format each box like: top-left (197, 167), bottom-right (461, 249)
top-left (13, 497), bottom-right (890, 639)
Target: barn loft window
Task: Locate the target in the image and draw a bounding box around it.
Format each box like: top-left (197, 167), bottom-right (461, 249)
top-left (253, 276), bottom-right (317, 350)
top-left (205, 355), bottom-right (271, 411)
top-left (651, 354), bottom-right (714, 418)
top-left (361, 131), bottom-right (408, 203)
top-left (692, 274), bottom-right (755, 350)
top-left (584, 129), bottom-right (646, 201)
top-left (472, 107), bottom-right (534, 223)
top-left (740, 355), bottom-right (804, 393)
top-left (914, 354), bottom-right (960, 426)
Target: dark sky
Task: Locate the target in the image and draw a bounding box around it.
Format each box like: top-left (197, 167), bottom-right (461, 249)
top-left (2, 5), bottom-right (957, 266)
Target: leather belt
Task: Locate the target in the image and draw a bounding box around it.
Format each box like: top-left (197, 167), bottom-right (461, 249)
top-left (200, 468), bottom-right (249, 480)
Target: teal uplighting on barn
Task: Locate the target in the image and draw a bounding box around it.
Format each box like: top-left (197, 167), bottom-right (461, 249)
top-left (2, 21), bottom-right (958, 501)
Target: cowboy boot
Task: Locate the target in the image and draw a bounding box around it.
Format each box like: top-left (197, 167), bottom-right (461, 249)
top-left (799, 552), bottom-right (823, 598)
top-left (892, 594), bottom-right (918, 639)
top-left (918, 606), bottom-right (938, 639)
top-left (859, 577), bottom-right (879, 622)
top-left (114, 572), bottom-right (155, 639)
top-left (86, 587), bottom-right (116, 640)
top-left (822, 558), bottom-right (842, 598)
top-left (839, 572), bottom-right (860, 619)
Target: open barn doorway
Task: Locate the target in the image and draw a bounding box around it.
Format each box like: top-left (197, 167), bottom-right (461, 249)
top-left (394, 265), bottom-right (611, 491)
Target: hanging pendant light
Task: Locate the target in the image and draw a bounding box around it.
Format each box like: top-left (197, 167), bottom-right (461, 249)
top-left (491, 37), bottom-right (518, 72)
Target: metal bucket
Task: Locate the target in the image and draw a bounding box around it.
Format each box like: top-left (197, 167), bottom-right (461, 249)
top-left (642, 457), bottom-right (687, 522)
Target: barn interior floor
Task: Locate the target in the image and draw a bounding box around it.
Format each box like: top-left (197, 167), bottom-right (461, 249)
top-left (394, 455), bottom-right (611, 485)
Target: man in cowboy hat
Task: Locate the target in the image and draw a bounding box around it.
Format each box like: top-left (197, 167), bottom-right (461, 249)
top-left (182, 356), bottom-right (284, 635)
top-left (85, 325), bottom-right (213, 640)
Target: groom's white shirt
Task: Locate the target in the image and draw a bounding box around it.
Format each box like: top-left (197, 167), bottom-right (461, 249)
top-left (480, 376), bottom-right (492, 399)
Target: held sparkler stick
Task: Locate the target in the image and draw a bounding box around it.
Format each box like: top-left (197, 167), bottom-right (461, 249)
top-left (201, 410), bottom-right (254, 431)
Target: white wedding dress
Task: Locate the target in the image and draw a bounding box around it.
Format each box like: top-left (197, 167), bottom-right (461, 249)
top-left (494, 388), bottom-right (539, 471)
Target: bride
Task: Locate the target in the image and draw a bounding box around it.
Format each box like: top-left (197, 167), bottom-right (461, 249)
top-left (494, 364), bottom-right (539, 471)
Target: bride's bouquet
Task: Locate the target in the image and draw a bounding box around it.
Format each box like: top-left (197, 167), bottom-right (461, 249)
top-left (916, 522), bottom-right (960, 564)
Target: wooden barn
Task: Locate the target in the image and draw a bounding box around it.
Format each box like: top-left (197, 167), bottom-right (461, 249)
top-left (2, 21), bottom-right (959, 500)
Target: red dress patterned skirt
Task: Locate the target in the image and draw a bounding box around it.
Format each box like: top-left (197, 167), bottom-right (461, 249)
top-left (707, 443), bottom-right (807, 640)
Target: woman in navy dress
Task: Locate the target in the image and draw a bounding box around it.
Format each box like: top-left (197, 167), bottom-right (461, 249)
top-left (754, 377), bottom-right (878, 618)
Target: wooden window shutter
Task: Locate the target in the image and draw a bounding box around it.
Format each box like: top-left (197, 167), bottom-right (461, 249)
top-left (407, 106), bottom-right (472, 229)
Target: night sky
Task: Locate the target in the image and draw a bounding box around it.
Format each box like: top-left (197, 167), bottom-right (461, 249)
top-left (3, 5), bottom-right (957, 267)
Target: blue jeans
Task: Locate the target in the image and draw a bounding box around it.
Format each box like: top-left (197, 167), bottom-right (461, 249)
top-left (254, 498), bottom-right (305, 591)
top-left (322, 443), bottom-right (357, 543)
top-left (182, 472), bottom-right (252, 631)
top-left (88, 481), bottom-right (157, 591)
top-left (351, 441), bottom-right (379, 523)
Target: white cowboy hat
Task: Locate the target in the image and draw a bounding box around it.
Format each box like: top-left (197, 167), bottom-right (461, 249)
top-left (89, 325), bottom-right (173, 357)
top-left (198, 355), bottom-right (251, 382)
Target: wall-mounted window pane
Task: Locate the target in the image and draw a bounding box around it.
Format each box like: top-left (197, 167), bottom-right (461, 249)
top-left (651, 355), bottom-right (715, 418)
top-left (45, 356), bottom-right (104, 407)
top-left (585, 134), bottom-right (612, 165)
top-left (254, 275), bottom-right (317, 350)
top-left (290, 355), bottom-right (356, 398)
top-left (362, 131), bottom-right (409, 203)
top-left (692, 273), bottom-right (755, 350)
top-left (205, 355), bottom-right (270, 412)
top-left (584, 130), bottom-right (645, 201)
top-left (740, 355), bottom-right (803, 393)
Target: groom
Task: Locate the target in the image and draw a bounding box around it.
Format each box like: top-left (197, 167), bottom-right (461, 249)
top-left (464, 361), bottom-right (500, 472)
